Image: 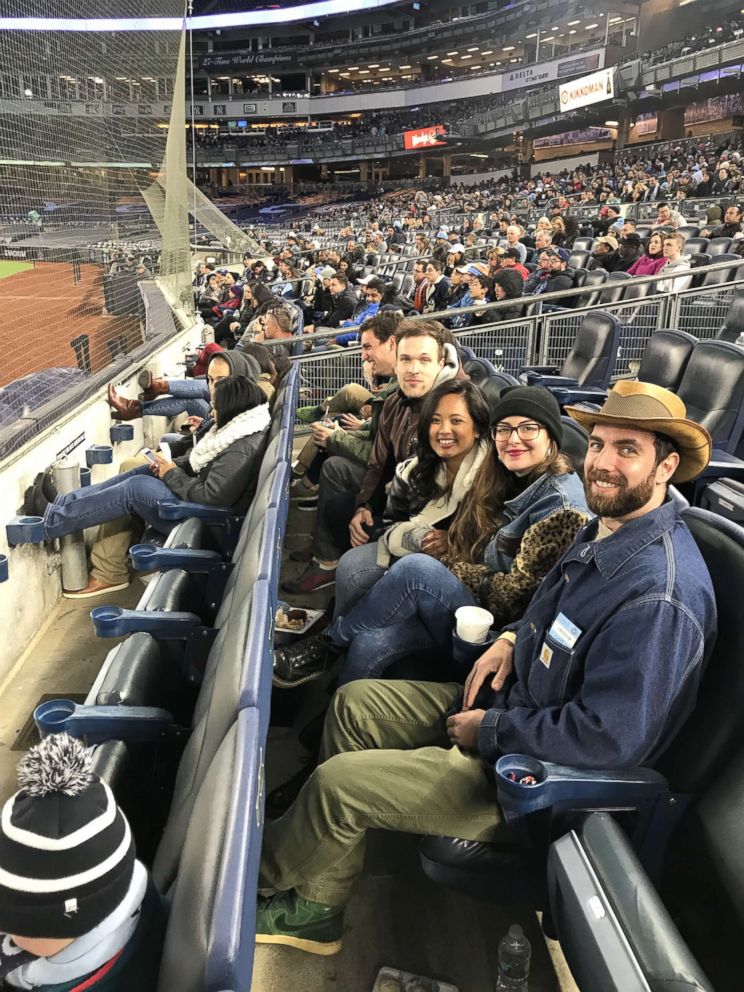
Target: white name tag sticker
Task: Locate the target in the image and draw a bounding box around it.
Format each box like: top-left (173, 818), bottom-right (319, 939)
top-left (548, 612), bottom-right (583, 650)
top-left (539, 642), bottom-right (553, 669)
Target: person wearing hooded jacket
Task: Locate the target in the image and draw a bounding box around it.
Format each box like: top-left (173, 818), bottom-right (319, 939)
top-left (491, 268), bottom-right (526, 321)
top-left (35, 375), bottom-right (270, 600)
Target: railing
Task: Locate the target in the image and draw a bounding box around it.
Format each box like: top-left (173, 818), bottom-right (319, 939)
top-left (289, 264), bottom-right (744, 415)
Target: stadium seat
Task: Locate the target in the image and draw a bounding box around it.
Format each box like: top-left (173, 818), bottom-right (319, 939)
top-left (716, 287), bottom-right (744, 343)
top-left (677, 340), bottom-right (744, 454)
top-left (620, 277), bottom-right (654, 301)
top-left (598, 270), bottom-right (631, 304)
top-left (706, 237), bottom-right (734, 256)
top-left (637, 329), bottom-right (697, 392)
top-left (687, 252), bottom-right (712, 287)
top-left (697, 254), bottom-right (744, 287)
top-left (575, 268), bottom-right (608, 307)
top-left (682, 237), bottom-right (710, 256)
top-left (400, 273), bottom-right (414, 298)
top-left (677, 225), bottom-right (701, 242)
top-left (636, 226), bottom-right (653, 240)
top-left (520, 311), bottom-right (621, 399)
top-left (567, 249), bottom-right (591, 270)
top-left (419, 506), bottom-right (744, 924)
top-left (572, 237), bottom-right (594, 253)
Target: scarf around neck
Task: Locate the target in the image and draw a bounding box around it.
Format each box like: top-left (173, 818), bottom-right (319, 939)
top-left (188, 403), bottom-right (270, 474)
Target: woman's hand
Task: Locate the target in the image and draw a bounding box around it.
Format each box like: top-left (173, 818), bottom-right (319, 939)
top-left (462, 637), bottom-right (515, 710)
top-left (152, 452), bottom-right (177, 478)
top-left (184, 415), bottom-right (203, 432)
top-left (421, 528), bottom-right (448, 558)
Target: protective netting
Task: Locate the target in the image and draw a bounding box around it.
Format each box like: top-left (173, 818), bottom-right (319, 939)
top-left (0, 3), bottom-right (187, 401)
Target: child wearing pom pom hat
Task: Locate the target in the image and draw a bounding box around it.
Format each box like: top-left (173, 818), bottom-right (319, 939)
top-left (0, 734), bottom-right (165, 991)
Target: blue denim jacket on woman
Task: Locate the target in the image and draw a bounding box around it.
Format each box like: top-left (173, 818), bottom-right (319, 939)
top-left (479, 497), bottom-right (717, 770)
top-left (482, 469), bottom-right (590, 577)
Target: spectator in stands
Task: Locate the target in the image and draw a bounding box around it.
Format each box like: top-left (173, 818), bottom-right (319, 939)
top-left (334, 277), bottom-right (385, 347)
top-left (0, 734), bottom-right (165, 991)
top-left (210, 271), bottom-right (243, 322)
top-left (215, 280), bottom-right (274, 348)
top-left (317, 272), bottom-right (357, 329)
top-left (642, 175), bottom-right (662, 201)
top-left (529, 247), bottom-right (573, 295)
top-left (505, 225), bottom-right (527, 264)
top-left (655, 201), bottom-right (686, 229)
top-left (197, 272), bottom-right (225, 321)
top-left (592, 235), bottom-right (620, 270)
top-left (627, 231), bottom-right (667, 277)
top-left (445, 266), bottom-right (468, 308)
top-left (619, 218), bottom-right (638, 241)
top-left (412, 261), bottom-right (429, 313)
top-left (37, 376), bottom-right (269, 597)
top-left (491, 269), bottom-right (525, 321)
top-left (239, 341), bottom-right (278, 407)
top-left (254, 306), bottom-right (296, 350)
top-left (282, 319), bottom-right (462, 596)
top-left (656, 232), bottom-right (693, 294)
top-left (501, 247), bottom-right (529, 281)
top-left (445, 244), bottom-right (466, 276)
top-left (280, 380), bottom-right (491, 657)
top-left (257, 382), bottom-right (715, 955)
top-left (701, 203), bottom-right (743, 239)
top-left (611, 233), bottom-right (644, 273)
top-left (533, 229), bottom-right (553, 254)
top-left (424, 260), bottom-right (450, 312)
top-left (695, 170), bottom-right (713, 197)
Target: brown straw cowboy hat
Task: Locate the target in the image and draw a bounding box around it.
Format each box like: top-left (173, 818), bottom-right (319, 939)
top-left (565, 380), bottom-right (712, 483)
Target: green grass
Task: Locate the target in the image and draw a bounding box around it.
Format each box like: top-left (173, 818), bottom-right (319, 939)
top-left (0, 260), bottom-right (33, 280)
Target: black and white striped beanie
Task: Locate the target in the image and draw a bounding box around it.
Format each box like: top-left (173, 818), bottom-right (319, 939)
top-left (0, 734), bottom-right (135, 939)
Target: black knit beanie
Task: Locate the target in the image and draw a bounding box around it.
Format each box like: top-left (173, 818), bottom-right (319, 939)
top-left (490, 386), bottom-right (563, 446)
top-left (0, 734), bottom-right (135, 939)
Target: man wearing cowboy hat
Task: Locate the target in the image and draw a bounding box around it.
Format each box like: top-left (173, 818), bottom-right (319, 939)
top-left (254, 380), bottom-right (717, 955)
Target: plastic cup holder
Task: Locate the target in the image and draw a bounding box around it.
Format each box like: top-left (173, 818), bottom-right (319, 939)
top-left (495, 754), bottom-right (548, 790)
top-left (451, 629), bottom-right (497, 669)
top-left (34, 698), bottom-right (77, 737)
top-left (18, 515), bottom-right (43, 525)
top-left (129, 544), bottom-right (156, 560)
top-left (0, 555), bottom-right (7, 582)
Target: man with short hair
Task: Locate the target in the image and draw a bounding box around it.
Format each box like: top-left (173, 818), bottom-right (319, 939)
top-left (324, 273), bottom-right (358, 328)
top-left (619, 219), bottom-right (637, 241)
top-left (257, 381), bottom-right (716, 955)
top-left (610, 233), bottom-right (644, 273)
top-left (411, 261), bottom-right (429, 313)
top-left (501, 247), bottom-right (529, 281)
top-left (334, 277), bottom-right (385, 347)
top-left (529, 247), bottom-right (573, 295)
top-left (655, 201), bottom-right (686, 230)
top-left (423, 260), bottom-right (451, 312)
top-left (702, 203), bottom-right (742, 240)
top-left (282, 319), bottom-right (459, 596)
top-left (656, 232), bottom-right (693, 294)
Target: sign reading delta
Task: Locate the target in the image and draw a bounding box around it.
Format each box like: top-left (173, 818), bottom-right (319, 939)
top-left (403, 125), bottom-right (447, 150)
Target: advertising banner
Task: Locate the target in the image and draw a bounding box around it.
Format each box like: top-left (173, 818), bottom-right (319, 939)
top-left (559, 67), bottom-right (615, 113)
top-left (402, 125), bottom-right (447, 150)
top-left (500, 49), bottom-right (604, 93)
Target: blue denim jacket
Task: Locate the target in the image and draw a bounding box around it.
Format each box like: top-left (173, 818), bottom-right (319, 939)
top-left (479, 497), bottom-right (717, 769)
top-left (483, 470), bottom-right (590, 575)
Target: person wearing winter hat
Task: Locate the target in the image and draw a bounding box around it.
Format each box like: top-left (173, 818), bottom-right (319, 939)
top-left (256, 383), bottom-right (716, 958)
top-left (0, 734), bottom-right (165, 990)
top-left (491, 268), bottom-right (526, 321)
top-left (273, 386), bottom-right (589, 688)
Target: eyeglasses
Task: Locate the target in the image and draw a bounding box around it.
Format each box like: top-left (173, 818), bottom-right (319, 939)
top-left (492, 422), bottom-right (544, 441)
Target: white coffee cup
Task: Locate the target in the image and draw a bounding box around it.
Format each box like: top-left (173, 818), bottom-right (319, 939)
top-left (455, 605), bottom-right (494, 644)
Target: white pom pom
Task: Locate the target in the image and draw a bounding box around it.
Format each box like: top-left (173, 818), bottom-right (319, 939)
top-left (17, 734), bottom-right (94, 797)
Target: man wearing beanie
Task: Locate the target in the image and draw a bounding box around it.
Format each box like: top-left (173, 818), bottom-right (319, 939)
top-left (255, 381), bottom-right (717, 956)
top-left (0, 734), bottom-right (165, 990)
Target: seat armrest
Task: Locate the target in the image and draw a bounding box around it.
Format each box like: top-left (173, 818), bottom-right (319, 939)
top-left (157, 498), bottom-right (239, 521)
top-left (520, 365), bottom-right (561, 378)
top-left (90, 606), bottom-right (203, 639)
top-left (129, 544), bottom-right (224, 573)
top-left (697, 449), bottom-right (744, 481)
top-left (495, 754), bottom-right (668, 817)
top-left (519, 373), bottom-right (581, 389)
top-left (550, 388), bottom-right (608, 408)
top-left (34, 698), bottom-right (175, 745)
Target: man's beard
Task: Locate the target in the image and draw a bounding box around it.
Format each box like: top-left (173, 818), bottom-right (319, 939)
top-left (584, 467), bottom-right (657, 518)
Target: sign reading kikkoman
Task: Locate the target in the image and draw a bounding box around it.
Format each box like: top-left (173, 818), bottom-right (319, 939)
top-left (559, 68), bottom-right (615, 113)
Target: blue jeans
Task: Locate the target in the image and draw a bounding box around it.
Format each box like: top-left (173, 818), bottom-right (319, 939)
top-left (333, 542), bottom-right (387, 619)
top-left (328, 554), bottom-right (477, 685)
top-left (142, 379), bottom-right (210, 419)
top-left (44, 466), bottom-right (176, 540)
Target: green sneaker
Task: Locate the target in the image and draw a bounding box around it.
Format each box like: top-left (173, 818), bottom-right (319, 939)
top-left (296, 404), bottom-right (322, 425)
top-left (255, 890), bottom-right (343, 955)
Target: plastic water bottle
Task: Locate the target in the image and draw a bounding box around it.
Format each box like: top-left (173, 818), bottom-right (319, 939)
top-left (496, 924), bottom-right (531, 991)
top-left (735, 332), bottom-right (744, 349)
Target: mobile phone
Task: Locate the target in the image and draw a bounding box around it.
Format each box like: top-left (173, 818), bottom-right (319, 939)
top-left (159, 442), bottom-right (171, 462)
top-left (141, 447), bottom-right (157, 464)
top-left (178, 422), bottom-right (193, 435)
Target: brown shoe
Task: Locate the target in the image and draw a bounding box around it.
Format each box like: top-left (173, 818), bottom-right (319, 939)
top-left (63, 576), bottom-right (130, 599)
top-left (107, 383), bottom-right (142, 420)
